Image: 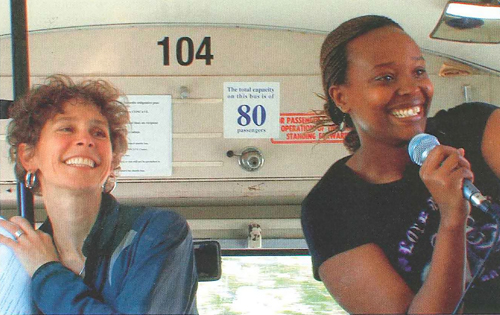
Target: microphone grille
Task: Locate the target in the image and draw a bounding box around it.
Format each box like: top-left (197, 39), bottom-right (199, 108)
top-left (408, 133), bottom-right (440, 165)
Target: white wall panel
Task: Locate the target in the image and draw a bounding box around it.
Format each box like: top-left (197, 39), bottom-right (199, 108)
top-left (1, 25), bottom-right (498, 236)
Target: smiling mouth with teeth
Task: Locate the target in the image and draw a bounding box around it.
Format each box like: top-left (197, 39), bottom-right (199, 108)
top-left (391, 106), bottom-right (421, 118)
top-left (65, 157), bottom-right (96, 168)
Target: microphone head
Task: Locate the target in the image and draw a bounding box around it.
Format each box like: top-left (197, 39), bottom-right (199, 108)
top-left (408, 133), bottom-right (440, 166)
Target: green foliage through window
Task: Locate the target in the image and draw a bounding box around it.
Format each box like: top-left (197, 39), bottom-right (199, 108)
top-left (198, 256), bottom-right (347, 315)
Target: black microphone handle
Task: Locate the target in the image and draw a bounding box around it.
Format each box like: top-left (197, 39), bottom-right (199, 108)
top-left (462, 179), bottom-right (500, 220)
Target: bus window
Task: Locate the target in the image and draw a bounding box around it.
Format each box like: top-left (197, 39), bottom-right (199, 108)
top-left (198, 255), bottom-right (347, 315)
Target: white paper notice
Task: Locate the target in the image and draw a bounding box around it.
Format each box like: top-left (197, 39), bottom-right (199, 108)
top-left (120, 95), bottom-right (173, 177)
top-left (0, 218), bottom-right (35, 315)
top-left (224, 82), bottom-right (280, 138)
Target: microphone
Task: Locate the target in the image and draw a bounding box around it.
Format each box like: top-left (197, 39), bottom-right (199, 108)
top-left (408, 133), bottom-right (499, 220)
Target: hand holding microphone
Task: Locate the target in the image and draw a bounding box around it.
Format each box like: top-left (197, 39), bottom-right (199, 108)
top-left (409, 133), bottom-right (499, 221)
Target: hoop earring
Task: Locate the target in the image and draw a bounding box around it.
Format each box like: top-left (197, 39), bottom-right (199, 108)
top-left (102, 176), bottom-right (117, 194)
top-left (25, 171), bottom-right (37, 189)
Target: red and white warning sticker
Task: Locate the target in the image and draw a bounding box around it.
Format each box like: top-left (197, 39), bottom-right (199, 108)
top-left (271, 113), bottom-right (347, 144)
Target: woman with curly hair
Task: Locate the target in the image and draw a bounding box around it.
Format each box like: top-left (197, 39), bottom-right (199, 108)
top-left (0, 75), bottom-right (198, 314)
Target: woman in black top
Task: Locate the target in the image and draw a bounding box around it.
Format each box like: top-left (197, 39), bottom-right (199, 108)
top-left (301, 15), bottom-right (500, 314)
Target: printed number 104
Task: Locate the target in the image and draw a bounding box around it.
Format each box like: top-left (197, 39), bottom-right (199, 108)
top-left (158, 36), bottom-right (214, 66)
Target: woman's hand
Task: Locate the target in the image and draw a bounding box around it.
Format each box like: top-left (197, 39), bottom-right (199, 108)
top-left (419, 145), bottom-right (473, 228)
top-left (0, 216), bottom-right (59, 277)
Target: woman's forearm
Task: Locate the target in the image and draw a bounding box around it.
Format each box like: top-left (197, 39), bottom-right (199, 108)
top-left (408, 224), bottom-right (467, 314)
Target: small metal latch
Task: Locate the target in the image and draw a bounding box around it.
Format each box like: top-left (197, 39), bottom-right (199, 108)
top-left (226, 147), bottom-right (264, 172)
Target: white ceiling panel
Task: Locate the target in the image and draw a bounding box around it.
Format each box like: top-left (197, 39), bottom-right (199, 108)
top-left (1, 0), bottom-right (499, 72)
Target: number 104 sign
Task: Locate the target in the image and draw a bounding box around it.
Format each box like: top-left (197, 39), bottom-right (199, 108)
top-left (224, 82), bottom-right (280, 139)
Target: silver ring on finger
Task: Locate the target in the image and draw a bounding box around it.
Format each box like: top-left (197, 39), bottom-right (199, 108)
top-left (14, 229), bottom-right (25, 240)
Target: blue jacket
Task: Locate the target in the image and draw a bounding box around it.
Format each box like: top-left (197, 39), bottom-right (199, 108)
top-left (32, 193), bottom-right (198, 314)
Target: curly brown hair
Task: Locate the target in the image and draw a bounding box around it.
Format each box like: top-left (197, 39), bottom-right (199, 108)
top-left (7, 75), bottom-right (130, 194)
top-left (317, 15), bottom-right (403, 153)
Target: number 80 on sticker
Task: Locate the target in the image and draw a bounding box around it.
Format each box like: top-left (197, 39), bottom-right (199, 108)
top-left (237, 105), bottom-right (267, 127)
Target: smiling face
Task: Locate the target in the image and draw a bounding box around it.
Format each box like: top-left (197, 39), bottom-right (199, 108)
top-left (21, 99), bottom-right (113, 194)
top-left (330, 26), bottom-right (434, 148)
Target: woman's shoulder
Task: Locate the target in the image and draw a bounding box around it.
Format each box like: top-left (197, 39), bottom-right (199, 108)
top-left (428, 102), bottom-right (498, 130)
top-left (127, 206), bottom-right (190, 241)
top-left (138, 207), bottom-right (186, 221)
top-left (310, 155), bottom-right (351, 187)
top-left (427, 102), bottom-right (498, 148)
top-left (302, 155), bottom-right (360, 216)
top-left (126, 206), bottom-right (187, 229)
top-left (440, 102), bottom-right (498, 114)
top-left (305, 155), bottom-right (358, 198)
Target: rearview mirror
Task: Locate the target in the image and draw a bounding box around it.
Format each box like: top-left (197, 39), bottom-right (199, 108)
top-left (194, 240), bottom-right (222, 281)
top-left (431, 1), bottom-right (500, 43)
